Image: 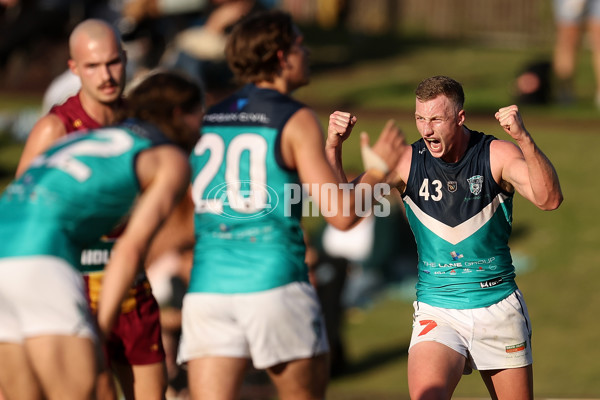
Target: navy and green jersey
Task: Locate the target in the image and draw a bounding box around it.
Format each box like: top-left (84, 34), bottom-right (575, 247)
top-left (0, 120), bottom-right (170, 270)
top-left (402, 129), bottom-right (518, 309)
top-left (188, 84), bottom-right (307, 294)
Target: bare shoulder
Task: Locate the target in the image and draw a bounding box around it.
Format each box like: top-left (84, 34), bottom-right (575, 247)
top-left (136, 145), bottom-right (191, 190)
top-left (489, 138), bottom-right (523, 190)
top-left (16, 114), bottom-right (68, 176)
top-left (280, 106), bottom-right (323, 169)
top-left (490, 138), bottom-right (522, 156)
top-left (28, 113), bottom-right (67, 142)
top-left (284, 107), bottom-right (321, 138)
top-left (489, 138), bottom-right (524, 170)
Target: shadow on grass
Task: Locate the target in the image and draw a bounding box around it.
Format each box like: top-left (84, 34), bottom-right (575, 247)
top-left (337, 342), bottom-right (409, 378)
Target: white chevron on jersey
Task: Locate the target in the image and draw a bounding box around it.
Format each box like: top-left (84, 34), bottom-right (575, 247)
top-left (404, 192), bottom-right (510, 245)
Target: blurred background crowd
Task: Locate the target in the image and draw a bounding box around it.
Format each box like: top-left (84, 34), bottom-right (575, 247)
top-left (0, 1), bottom-right (599, 398)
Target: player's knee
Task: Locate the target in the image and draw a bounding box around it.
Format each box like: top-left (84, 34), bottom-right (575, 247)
top-left (409, 385), bottom-right (452, 400)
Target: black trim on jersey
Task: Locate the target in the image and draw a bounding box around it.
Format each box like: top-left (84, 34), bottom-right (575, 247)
top-left (121, 118), bottom-right (173, 147)
top-left (403, 128), bottom-right (511, 227)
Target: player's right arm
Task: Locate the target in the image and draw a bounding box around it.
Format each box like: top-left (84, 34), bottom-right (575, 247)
top-left (15, 114), bottom-right (67, 177)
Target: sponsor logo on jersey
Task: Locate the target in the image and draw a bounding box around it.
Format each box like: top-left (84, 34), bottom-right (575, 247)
top-left (81, 249), bottom-right (110, 265)
top-left (480, 277), bottom-right (503, 288)
top-left (467, 175), bottom-right (484, 195)
top-left (447, 181), bottom-right (457, 192)
top-left (204, 112), bottom-right (270, 124)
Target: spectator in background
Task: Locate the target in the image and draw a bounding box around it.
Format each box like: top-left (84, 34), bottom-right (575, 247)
top-left (552, 0), bottom-right (600, 107)
top-left (0, 0), bottom-right (73, 71)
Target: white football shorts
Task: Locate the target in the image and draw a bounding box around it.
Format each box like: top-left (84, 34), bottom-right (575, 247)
top-left (409, 289), bottom-right (532, 373)
top-left (177, 281), bottom-right (329, 369)
top-left (0, 256), bottom-right (98, 343)
top-left (553, 0), bottom-right (600, 23)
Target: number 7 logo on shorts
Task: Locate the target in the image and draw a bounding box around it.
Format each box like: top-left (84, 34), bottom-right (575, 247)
top-left (418, 320), bottom-right (438, 336)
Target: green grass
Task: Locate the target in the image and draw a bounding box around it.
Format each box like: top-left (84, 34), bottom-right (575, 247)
top-left (1, 31), bottom-right (599, 398)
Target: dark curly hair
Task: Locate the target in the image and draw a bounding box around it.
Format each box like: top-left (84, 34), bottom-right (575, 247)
top-left (116, 70), bottom-right (204, 151)
top-left (225, 10), bottom-right (297, 84)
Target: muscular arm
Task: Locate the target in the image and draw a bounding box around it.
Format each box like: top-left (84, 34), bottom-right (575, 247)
top-left (493, 105), bottom-right (563, 210)
top-left (96, 146), bottom-right (191, 336)
top-left (16, 114), bottom-right (67, 177)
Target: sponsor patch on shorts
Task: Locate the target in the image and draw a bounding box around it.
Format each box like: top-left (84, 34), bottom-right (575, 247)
top-left (505, 341), bottom-right (527, 353)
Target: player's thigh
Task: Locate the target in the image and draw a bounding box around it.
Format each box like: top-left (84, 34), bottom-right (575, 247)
top-left (469, 290), bottom-right (532, 371)
top-left (266, 353), bottom-right (329, 400)
top-left (0, 342), bottom-right (43, 400)
top-left (26, 335), bottom-right (97, 400)
top-left (408, 341), bottom-right (466, 400)
top-left (112, 361), bottom-right (166, 400)
top-left (95, 370), bottom-right (118, 400)
top-left (187, 356), bottom-right (249, 400)
top-left (480, 365), bottom-right (533, 400)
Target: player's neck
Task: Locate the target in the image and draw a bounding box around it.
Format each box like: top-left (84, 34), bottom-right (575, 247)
top-left (442, 126), bottom-right (471, 163)
top-left (255, 76), bottom-right (293, 95)
top-left (78, 91), bottom-right (119, 125)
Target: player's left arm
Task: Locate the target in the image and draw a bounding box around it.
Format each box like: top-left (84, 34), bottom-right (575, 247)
top-left (492, 105), bottom-right (563, 210)
top-left (96, 146), bottom-right (191, 337)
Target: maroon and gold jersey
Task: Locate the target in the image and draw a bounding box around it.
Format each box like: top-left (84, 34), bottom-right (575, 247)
top-left (49, 94), bottom-right (102, 134)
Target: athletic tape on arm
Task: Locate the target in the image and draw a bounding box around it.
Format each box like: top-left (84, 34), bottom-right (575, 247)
top-left (361, 145), bottom-right (389, 176)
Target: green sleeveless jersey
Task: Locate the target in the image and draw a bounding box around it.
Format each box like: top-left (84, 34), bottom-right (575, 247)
top-left (403, 130), bottom-right (518, 309)
top-left (188, 85), bottom-right (307, 294)
top-left (0, 121), bottom-right (167, 270)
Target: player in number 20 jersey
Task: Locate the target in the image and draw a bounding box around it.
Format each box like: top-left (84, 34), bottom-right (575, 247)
top-left (188, 84), bottom-right (307, 294)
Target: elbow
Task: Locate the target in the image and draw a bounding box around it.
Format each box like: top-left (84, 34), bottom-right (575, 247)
top-left (538, 192), bottom-right (563, 211)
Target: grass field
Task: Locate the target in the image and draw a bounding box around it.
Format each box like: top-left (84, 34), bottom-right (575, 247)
top-left (1, 29), bottom-right (599, 399)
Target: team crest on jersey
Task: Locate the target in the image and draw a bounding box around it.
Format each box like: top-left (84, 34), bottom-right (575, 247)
top-left (447, 181), bottom-right (457, 192)
top-left (467, 175), bottom-right (483, 195)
